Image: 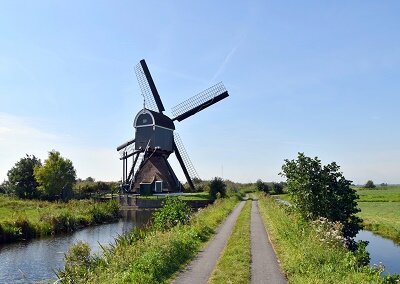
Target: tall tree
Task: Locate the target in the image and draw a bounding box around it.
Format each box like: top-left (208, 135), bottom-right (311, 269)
top-left (7, 155), bottom-right (41, 199)
top-left (34, 150), bottom-right (76, 201)
top-left (280, 153), bottom-right (362, 249)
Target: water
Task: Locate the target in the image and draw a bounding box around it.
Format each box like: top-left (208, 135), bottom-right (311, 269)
top-left (355, 230), bottom-right (400, 275)
top-left (0, 209), bottom-right (153, 283)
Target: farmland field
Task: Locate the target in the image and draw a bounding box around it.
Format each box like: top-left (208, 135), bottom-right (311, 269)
top-left (356, 185), bottom-right (400, 202)
top-left (356, 186), bottom-right (400, 243)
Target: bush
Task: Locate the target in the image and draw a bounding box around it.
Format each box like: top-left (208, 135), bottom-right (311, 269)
top-left (153, 198), bottom-right (192, 231)
top-left (59, 241), bottom-right (94, 281)
top-left (256, 179), bottom-right (269, 193)
top-left (208, 177), bottom-right (227, 200)
top-left (281, 153), bottom-right (362, 249)
top-left (364, 180), bottom-right (376, 189)
top-left (271, 182), bottom-right (284, 194)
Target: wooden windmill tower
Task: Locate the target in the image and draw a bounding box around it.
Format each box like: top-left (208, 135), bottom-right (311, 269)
top-left (117, 59), bottom-right (229, 195)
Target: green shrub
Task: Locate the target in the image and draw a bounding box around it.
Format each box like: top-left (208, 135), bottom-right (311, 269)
top-left (208, 177), bottom-right (227, 200)
top-left (364, 180), bottom-right (376, 189)
top-left (281, 153), bottom-right (362, 249)
top-left (271, 182), bottom-right (284, 194)
top-left (153, 198), bottom-right (192, 231)
top-left (256, 179), bottom-right (269, 193)
top-left (59, 241), bottom-right (94, 282)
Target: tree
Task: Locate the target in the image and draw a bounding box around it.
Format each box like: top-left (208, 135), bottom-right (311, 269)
top-left (85, 177), bottom-right (95, 182)
top-left (271, 182), bottom-right (284, 194)
top-left (280, 153), bottom-right (362, 249)
top-left (208, 177), bottom-right (227, 200)
top-left (364, 180), bottom-right (376, 189)
top-left (6, 155), bottom-right (42, 199)
top-left (34, 150), bottom-right (76, 201)
top-left (256, 179), bottom-right (269, 193)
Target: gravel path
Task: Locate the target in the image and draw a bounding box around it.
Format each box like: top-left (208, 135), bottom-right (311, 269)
top-left (172, 200), bottom-right (245, 284)
top-left (251, 198), bottom-right (287, 284)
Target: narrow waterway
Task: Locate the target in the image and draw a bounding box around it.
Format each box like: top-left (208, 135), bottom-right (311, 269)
top-left (355, 230), bottom-right (400, 275)
top-left (0, 209), bottom-right (153, 284)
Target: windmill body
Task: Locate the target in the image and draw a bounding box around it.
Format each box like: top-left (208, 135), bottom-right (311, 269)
top-left (117, 59), bottom-right (229, 195)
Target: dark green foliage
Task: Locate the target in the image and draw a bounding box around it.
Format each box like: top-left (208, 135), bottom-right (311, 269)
top-left (271, 182), bottom-right (284, 194)
top-left (153, 197), bottom-right (191, 231)
top-left (352, 240), bottom-right (370, 267)
top-left (383, 274), bottom-right (400, 283)
top-left (280, 153), bottom-right (362, 249)
top-left (34, 150), bottom-right (76, 201)
top-left (0, 180), bottom-right (12, 195)
top-left (7, 155), bottom-right (41, 199)
top-left (59, 241), bottom-right (94, 281)
top-left (256, 179), bottom-right (269, 193)
top-left (380, 182), bottom-right (388, 187)
top-left (208, 177), bottom-right (227, 200)
top-left (364, 180), bottom-right (376, 189)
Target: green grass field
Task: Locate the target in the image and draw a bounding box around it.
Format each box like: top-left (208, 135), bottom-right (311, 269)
top-left (0, 195), bottom-right (120, 243)
top-left (356, 186), bottom-right (400, 202)
top-left (355, 186), bottom-right (400, 243)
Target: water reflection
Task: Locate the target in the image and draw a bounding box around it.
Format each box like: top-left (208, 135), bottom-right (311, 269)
top-left (0, 209), bottom-right (153, 283)
top-left (355, 230), bottom-right (400, 275)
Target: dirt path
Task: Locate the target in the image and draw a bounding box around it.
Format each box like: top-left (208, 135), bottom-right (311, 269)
top-left (251, 198), bottom-right (287, 284)
top-left (172, 200), bottom-right (246, 284)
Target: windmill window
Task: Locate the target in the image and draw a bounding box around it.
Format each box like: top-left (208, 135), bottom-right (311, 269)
top-left (143, 118), bottom-right (148, 123)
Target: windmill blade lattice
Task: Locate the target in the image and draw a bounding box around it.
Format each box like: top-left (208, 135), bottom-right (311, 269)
top-left (173, 132), bottom-right (199, 180)
top-left (134, 60), bottom-right (165, 112)
top-left (171, 82), bottom-right (228, 122)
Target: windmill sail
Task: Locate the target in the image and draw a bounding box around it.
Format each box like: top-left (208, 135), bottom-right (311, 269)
top-left (171, 82), bottom-right (229, 122)
top-left (134, 59), bottom-right (165, 113)
top-left (173, 132), bottom-right (199, 191)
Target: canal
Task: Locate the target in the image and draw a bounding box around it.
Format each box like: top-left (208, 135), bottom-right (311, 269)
top-left (0, 209), bottom-right (153, 283)
top-left (355, 230), bottom-right (400, 276)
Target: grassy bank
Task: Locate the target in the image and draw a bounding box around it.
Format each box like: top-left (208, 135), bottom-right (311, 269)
top-left (355, 186), bottom-right (400, 244)
top-left (208, 200), bottom-right (251, 284)
top-left (256, 193), bottom-right (384, 283)
top-left (58, 197), bottom-right (239, 283)
top-left (0, 195), bottom-right (120, 243)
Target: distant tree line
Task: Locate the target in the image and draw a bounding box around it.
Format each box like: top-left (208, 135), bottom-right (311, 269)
top-left (255, 179), bottom-right (285, 194)
top-left (0, 151), bottom-right (118, 201)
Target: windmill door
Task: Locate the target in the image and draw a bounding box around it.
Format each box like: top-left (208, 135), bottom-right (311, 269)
top-left (155, 181), bottom-right (163, 193)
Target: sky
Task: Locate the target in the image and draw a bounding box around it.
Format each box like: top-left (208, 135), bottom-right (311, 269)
top-left (1, 1), bottom-right (400, 185)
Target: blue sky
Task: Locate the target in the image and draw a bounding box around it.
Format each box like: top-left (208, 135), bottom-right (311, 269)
top-left (1, 1), bottom-right (399, 184)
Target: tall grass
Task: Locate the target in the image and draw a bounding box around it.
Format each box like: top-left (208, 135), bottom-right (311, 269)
top-left (208, 200), bottom-right (251, 284)
top-left (0, 196), bottom-right (120, 243)
top-left (58, 197), bottom-right (239, 283)
top-left (256, 193), bottom-right (384, 283)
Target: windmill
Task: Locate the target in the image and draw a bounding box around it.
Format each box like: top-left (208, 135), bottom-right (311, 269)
top-left (117, 59), bottom-right (229, 195)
